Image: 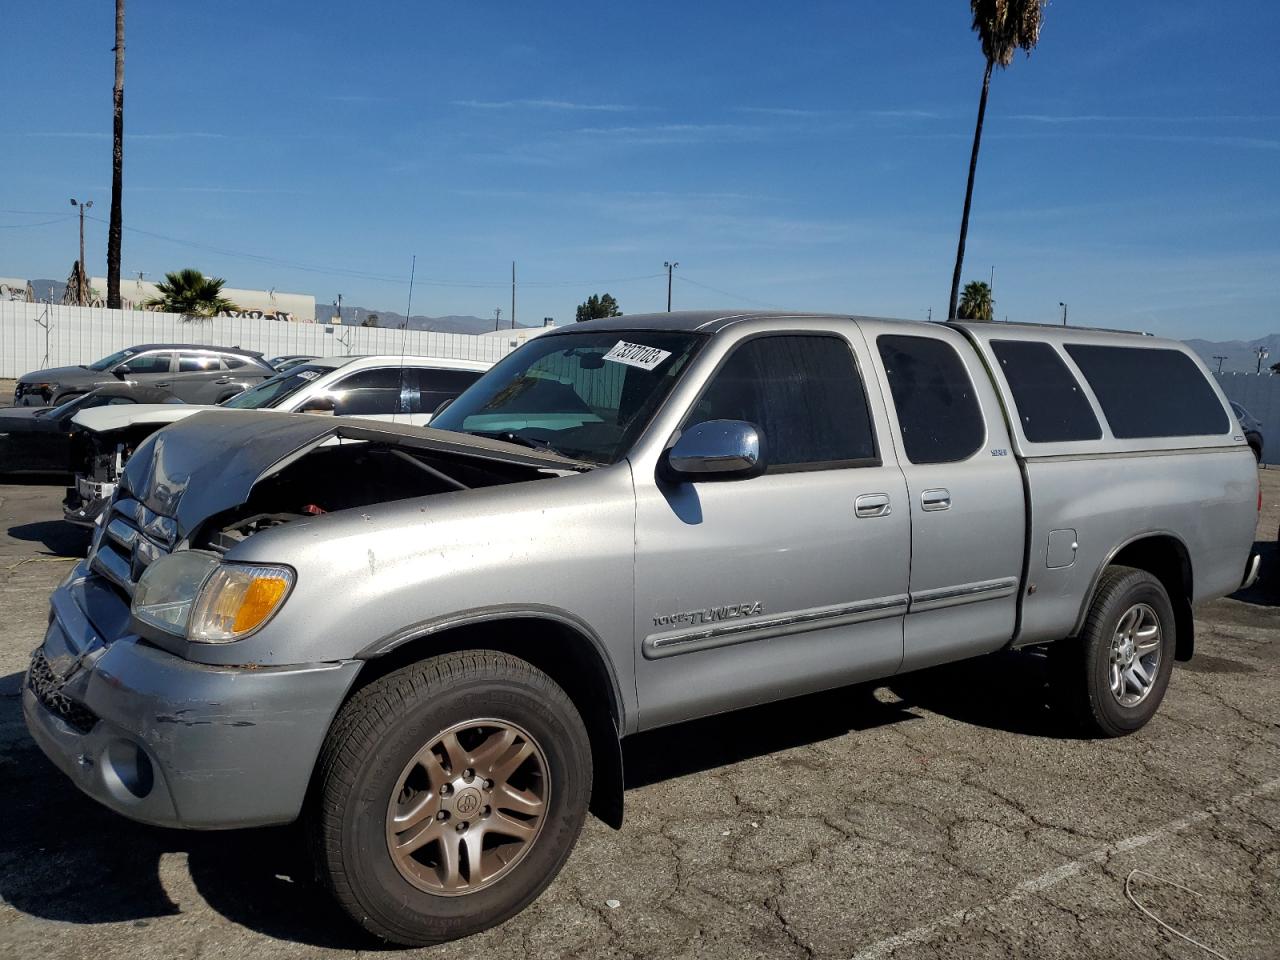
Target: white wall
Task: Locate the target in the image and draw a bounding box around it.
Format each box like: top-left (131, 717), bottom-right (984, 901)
top-left (0, 300), bottom-right (514, 379)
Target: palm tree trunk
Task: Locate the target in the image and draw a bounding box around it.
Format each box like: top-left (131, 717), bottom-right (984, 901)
top-left (948, 57), bottom-right (993, 321)
top-left (106, 0), bottom-right (125, 310)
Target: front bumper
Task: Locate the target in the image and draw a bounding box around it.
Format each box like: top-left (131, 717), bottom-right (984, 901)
top-left (23, 562), bottom-right (362, 829)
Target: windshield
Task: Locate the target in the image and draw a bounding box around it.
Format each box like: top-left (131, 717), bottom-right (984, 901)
top-left (222, 364), bottom-right (330, 409)
top-left (431, 330), bottom-right (704, 465)
top-left (88, 348), bottom-right (134, 371)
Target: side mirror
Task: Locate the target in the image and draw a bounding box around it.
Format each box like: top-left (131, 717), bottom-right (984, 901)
top-left (664, 419), bottom-right (767, 481)
top-left (114, 364), bottom-right (132, 377)
top-left (298, 395), bottom-right (336, 415)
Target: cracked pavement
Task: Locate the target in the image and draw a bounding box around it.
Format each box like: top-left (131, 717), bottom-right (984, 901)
top-left (0, 471), bottom-right (1276, 960)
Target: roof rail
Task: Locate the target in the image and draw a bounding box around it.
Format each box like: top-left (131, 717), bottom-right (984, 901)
top-left (946, 320), bottom-right (1153, 337)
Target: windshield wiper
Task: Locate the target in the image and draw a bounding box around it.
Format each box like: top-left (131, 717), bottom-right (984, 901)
top-left (469, 431), bottom-right (592, 467)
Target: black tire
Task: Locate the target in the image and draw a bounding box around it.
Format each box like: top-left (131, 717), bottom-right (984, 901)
top-left (309, 650), bottom-right (592, 946)
top-left (1049, 565), bottom-right (1177, 737)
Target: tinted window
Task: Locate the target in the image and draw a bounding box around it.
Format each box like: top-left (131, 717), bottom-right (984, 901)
top-left (178, 354), bottom-right (218, 372)
top-left (1065, 345), bottom-right (1229, 438)
top-left (221, 355), bottom-right (248, 370)
top-left (688, 335), bottom-right (877, 469)
top-left (329, 367), bottom-right (405, 416)
top-left (991, 340), bottom-right (1101, 442)
top-left (121, 352), bottom-right (172, 374)
top-left (877, 335), bottom-right (984, 464)
top-left (406, 368), bottom-right (484, 415)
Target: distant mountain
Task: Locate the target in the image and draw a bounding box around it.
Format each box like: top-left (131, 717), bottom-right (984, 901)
top-left (316, 303), bottom-right (544, 335)
top-left (1184, 333), bottom-right (1280, 375)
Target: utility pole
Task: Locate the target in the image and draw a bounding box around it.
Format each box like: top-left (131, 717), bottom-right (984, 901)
top-left (1059, 301), bottom-right (1068, 327)
top-left (107, 0), bottom-right (125, 309)
top-left (1256, 346), bottom-right (1270, 374)
top-left (70, 198), bottom-right (93, 304)
top-left (511, 261), bottom-right (516, 329)
top-left (989, 265), bottom-right (995, 298)
top-left (1213, 355), bottom-right (1227, 374)
top-left (664, 261), bottom-right (678, 312)
top-left (927, 307), bottom-right (932, 322)
top-left (493, 307), bottom-right (502, 332)
top-left (335, 293), bottom-right (342, 324)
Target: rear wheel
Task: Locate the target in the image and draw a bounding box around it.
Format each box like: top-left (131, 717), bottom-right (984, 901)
top-left (309, 650), bottom-right (592, 946)
top-left (1050, 565), bottom-right (1176, 737)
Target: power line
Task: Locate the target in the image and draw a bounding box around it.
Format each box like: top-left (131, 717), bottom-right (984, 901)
top-left (676, 274), bottom-right (788, 309)
top-left (76, 212), bottom-right (665, 290)
top-left (0, 216), bottom-right (75, 229)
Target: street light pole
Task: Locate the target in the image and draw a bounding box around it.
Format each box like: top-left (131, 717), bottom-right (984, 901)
top-left (1059, 301), bottom-right (1067, 327)
top-left (70, 198), bottom-right (93, 305)
top-left (664, 261), bottom-right (678, 312)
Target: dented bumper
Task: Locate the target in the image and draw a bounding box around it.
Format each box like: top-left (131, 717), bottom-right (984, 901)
top-left (23, 562), bottom-right (362, 829)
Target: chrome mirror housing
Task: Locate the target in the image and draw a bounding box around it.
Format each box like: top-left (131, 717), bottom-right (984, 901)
top-left (665, 419), bottom-right (767, 481)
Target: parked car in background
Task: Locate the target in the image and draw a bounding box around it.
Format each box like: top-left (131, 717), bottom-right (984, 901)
top-left (15, 344), bottom-right (276, 407)
top-left (268, 354), bottom-right (318, 372)
top-left (1229, 401), bottom-right (1264, 461)
top-left (60, 354), bottom-right (490, 526)
top-left (0, 385), bottom-right (182, 476)
top-left (24, 312), bottom-right (1259, 946)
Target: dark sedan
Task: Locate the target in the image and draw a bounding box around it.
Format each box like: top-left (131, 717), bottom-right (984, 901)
top-left (14, 343), bottom-right (276, 406)
top-left (0, 385), bottom-right (182, 475)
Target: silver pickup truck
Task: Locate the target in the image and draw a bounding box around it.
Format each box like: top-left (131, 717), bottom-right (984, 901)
top-left (24, 312), bottom-right (1261, 945)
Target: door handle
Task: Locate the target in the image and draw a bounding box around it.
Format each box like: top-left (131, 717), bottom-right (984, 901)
top-left (855, 493), bottom-right (892, 518)
top-left (921, 488), bottom-right (951, 511)
top-left (213, 376), bottom-right (233, 384)
top-left (154, 381), bottom-right (171, 388)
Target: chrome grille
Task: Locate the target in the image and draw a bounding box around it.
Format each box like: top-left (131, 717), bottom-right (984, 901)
top-left (90, 495), bottom-right (177, 597)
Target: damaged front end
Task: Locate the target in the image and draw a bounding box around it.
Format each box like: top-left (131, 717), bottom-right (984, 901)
top-left (26, 410), bottom-right (587, 829)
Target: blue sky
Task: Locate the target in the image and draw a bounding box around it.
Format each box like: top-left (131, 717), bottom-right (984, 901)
top-left (2, 1), bottom-right (1278, 338)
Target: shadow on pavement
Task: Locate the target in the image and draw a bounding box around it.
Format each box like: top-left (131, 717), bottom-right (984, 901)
top-left (886, 650), bottom-right (1080, 739)
top-left (623, 683), bottom-right (919, 788)
top-left (6, 520), bottom-right (90, 558)
top-left (0, 652), bottom-right (1084, 945)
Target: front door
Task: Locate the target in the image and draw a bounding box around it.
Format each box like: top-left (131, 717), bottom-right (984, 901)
top-left (633, 329), bottom-right (911, 730)
top-left (868, 326), bottom-right (1025, 671)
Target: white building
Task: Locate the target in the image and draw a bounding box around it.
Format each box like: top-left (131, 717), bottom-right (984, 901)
top-left (87, 276), bottom-right (317, 322)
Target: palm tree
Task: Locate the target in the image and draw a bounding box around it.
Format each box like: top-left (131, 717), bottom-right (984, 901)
top-left (947, 0), bottom-right (1047, 320)
top-left (107, 0), bottom-right (125, 309)
top-left (143, 269), bottom-right (240, 317)
top-left (957, 280), bottom-right (995, 321)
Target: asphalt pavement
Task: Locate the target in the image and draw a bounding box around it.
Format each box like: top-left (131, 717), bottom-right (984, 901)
top-left (0, 461), bottom-right (1276, 960)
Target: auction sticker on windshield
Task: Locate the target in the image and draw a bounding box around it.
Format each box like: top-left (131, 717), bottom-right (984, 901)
top-left (296, 369), bottom-right (321, 381)
top-left (602, 341), bottom-right (672, 371)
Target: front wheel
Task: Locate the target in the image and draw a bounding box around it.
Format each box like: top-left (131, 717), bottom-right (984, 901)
top-left (309, 651), bottom-right (592, 946)
top-left (1050, 565), bottom-right (1176, 737)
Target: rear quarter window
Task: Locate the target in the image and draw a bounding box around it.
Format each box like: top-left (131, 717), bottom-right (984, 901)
top-left (990, 340), bottom-right (1101, 442)
top-left (1064, 344), bottom-right (1229, 439)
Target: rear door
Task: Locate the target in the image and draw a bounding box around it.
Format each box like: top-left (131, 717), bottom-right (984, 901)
top-left (172, 352), bottom-right (226, 402)
top-left (865, 324), bottom-right (1025, 671)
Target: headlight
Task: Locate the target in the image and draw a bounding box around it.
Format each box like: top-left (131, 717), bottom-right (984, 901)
top-left (132, 551), bottom-right (295, 643)
top-left (189, 562), bottom-right (295, 642)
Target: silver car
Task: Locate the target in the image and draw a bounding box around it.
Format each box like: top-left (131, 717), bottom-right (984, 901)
top-left (25, 312), bottom-right (1261, 945)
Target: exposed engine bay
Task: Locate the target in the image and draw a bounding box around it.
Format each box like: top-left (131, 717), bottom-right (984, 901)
top-left (192, 440), bottom-right (555, 553)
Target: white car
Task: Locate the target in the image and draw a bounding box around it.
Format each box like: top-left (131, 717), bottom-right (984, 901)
top-left (64, 354), bottom-right (492, 526)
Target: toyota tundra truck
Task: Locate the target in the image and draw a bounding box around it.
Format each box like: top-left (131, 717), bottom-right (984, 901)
top-left (24, 312), bottom-right (1262, 945)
